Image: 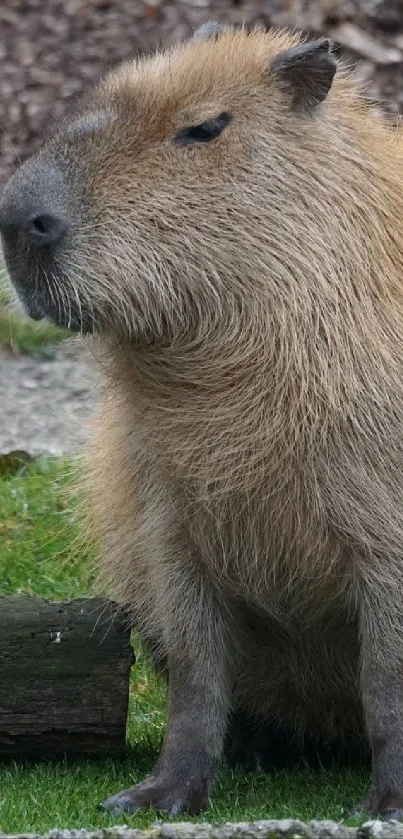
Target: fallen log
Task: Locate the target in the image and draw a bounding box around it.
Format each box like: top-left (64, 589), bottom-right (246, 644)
top-left (0, 595), bottom-right (135, 758)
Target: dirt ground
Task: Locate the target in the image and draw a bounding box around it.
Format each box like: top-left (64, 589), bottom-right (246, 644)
top-left (0, 339), bottom-right (97, 456)
top-left (2, 0), bottom-right (403, 455)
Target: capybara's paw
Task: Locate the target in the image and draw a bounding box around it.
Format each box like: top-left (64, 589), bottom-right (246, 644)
top-left (352, 790), bottom-right (403, 821)
top-left (349, 798), bottom-right (368, 819)
top-left (378, 808), bottom-right (403, 821)
top-left (100, 773), bottom-right (208, 816)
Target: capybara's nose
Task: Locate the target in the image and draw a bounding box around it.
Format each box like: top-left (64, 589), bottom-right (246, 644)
top-left (0, 161), bottom-right (69, 253)
top-left (0, 206), bottom-right (67, 249)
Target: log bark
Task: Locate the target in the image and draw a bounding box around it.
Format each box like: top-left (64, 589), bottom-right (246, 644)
top-left (0, 596), bottom-right (135, 758)
top-left (1, 820), bottom-right (403, 839)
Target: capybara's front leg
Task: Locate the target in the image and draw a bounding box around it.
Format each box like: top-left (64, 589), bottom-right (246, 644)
top-left (101, 560), bottom-right (232, 815)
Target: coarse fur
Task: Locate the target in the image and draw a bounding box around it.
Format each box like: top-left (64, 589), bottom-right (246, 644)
top-left (2, 23), bottom-right (403, 818)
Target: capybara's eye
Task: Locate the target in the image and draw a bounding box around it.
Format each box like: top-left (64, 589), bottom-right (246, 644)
top-left (174, 112), bottom-right (232, 147)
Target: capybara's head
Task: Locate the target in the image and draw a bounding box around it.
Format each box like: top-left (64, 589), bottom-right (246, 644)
top-left (0, 25), bottom-right (341, 341)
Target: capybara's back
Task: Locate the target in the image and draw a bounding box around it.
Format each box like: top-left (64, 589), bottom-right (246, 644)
top-left (2, 22), bottom-right (403, 820)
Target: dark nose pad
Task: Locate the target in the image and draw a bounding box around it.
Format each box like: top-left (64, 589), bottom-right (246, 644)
top-left (0, 161), bottom-right (70, 253)
top-left (24, 212), bottom-right (67, 248)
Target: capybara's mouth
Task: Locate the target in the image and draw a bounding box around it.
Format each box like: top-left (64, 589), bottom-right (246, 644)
top-left (2, 255), bottom-right (94, 334)
top-left (27, 284), bottom-right (95, 333)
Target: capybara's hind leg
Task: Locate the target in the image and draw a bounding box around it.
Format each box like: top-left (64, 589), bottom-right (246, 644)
top-left (359, 590), bottom-right (403, 821)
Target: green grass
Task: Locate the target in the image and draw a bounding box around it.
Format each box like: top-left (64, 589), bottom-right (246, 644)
top-left (0, 457), bottom-right (369, 832)
top-left (0, 266), bottom-right (68, 356)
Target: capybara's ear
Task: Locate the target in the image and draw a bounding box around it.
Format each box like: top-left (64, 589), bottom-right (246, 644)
top-left (270, 39), bottom-right (336, 112)
top-left (192, 22), bottom-right (225, 42)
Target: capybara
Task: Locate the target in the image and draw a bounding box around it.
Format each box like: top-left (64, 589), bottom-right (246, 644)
top-left (1, 22), bottom-right (403, 819)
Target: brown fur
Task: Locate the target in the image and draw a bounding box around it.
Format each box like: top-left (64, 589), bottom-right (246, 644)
top-left (2, 24), bottom-right (403, 818)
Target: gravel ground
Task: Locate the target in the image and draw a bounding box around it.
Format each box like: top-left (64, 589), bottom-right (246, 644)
top-left (0, 339), bottom-right (98, 456)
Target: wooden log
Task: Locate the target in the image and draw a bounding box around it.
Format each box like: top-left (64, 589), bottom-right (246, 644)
top-left (0, 595), bottom-right (135, 758)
